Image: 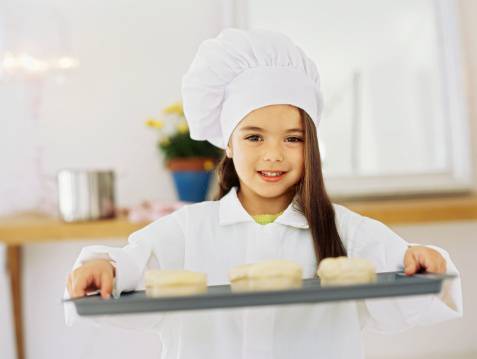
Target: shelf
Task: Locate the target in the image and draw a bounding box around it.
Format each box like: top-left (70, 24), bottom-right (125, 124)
top-left (337, 194), bottom-right (477, 225)
top-left (0, 212), bottom-right (147, 245)
top-left (1, 194), bottom-right (477, 245)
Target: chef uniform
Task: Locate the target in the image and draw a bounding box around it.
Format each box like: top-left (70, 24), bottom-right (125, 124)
top-left (64, 28), bottom-right (463, 359)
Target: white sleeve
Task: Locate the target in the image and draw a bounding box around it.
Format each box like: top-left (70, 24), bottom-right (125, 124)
top-left (348, 216), bottom-right (463, 334)
top-left (63, 209), bottom-right (186, 332)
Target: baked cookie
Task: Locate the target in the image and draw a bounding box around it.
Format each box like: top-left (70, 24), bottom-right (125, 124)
top-left (316, 256), bottom-right (377, 286)
top-left (144, 269), bottom-right (207, 297)
top-left (229, 259), bottom-right (303, 292)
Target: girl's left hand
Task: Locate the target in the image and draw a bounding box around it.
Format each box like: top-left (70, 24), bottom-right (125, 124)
top-left (404, 246), bottom-right (447, 276)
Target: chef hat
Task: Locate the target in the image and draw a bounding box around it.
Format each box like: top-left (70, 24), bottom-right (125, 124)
top-left (181, 28), bottom-right (323, 149)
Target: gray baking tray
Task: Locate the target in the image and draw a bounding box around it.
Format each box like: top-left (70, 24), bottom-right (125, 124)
top-left (64, 271), bottom-right (455, 316)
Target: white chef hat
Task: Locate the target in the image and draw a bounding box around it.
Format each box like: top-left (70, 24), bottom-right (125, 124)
top-left (181, 28), bottom-right (323, 149)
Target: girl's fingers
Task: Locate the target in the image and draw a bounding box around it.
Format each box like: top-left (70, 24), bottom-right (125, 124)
top-left (420, 254), bottom-right (434, 272)
top-left (440, 260), bottom-right (447, 273)
top-left (403, 247), bottom-right (447, 275)
top-left (414, 253), bottom-right (425, 272)
top-left (415, 253), bottom-right (433, 273)
top-left (424, 253), bottom-right (446, 273)
top-left (404, 251), bottom-right (419, 275)
top-left (71, 273), bottom-right (89, 298)
top-left (93, 271), bottom-right (102, 289)
top-left (67, 261), bottom-right (115, 299)
top-left (100, 272), bottom-right (113, 299)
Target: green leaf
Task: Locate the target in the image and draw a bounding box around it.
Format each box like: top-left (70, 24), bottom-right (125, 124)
top-left (157, 132), bottom-right (223, 161)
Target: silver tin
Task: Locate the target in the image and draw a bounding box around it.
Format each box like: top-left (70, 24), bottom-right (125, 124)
top-left (57, 169), bottom-right (116, 222)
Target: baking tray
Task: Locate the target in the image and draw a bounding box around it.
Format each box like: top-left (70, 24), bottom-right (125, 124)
top-left (64, 271), bottom-right (455, 316)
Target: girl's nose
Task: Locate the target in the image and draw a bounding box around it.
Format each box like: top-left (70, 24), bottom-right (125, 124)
top-left (262, 146), bottom-right (284, 162)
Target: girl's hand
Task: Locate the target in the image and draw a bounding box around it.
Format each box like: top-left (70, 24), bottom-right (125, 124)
top-left (404, 246), bottom-right (447, 276)
top-left (67, 259), bottom-right (115, 299)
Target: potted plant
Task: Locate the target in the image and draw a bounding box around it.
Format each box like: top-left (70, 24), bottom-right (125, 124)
top-left (146, 101), bottom-right (223, 202)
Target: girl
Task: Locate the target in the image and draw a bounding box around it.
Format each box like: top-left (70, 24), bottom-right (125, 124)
top-left (65, 28), bottom-right (462, 359)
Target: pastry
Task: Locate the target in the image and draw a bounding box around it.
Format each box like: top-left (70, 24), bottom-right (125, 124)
top-left (229, 259), bottom-right (303, 292)
top-left (144, 269), bottom-right (207, 297)
top-left (316, 256), bottom-right (377, 286)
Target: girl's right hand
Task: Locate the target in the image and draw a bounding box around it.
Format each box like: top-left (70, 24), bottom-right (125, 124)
top-left (67, 259), bottom-right (115, 299)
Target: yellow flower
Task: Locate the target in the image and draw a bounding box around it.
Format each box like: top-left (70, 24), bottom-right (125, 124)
top-left (203, 159), bottom-right (215, 171)
top-left (163, 102), bottom-right (184, 116)
top-left (177, 120), bottom-right (189, 134)
top-left (145, 118), bottom-right (165, 129)
top-left (145, 118), bottom-right (156, 127)
top-left (160, 137), bottom-right (171, 146)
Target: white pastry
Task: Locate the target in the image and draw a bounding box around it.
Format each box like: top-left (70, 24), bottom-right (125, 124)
top-left (229, 259), bottom-right (303, 292)
top-left (316, 256), bottom-right (377, 286)
top-left (144, 269), bottom-right (207, 297)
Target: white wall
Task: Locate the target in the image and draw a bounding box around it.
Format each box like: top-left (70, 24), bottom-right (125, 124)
top-left (0, 246), bottom-right (16, 359)
top-left (459, 0), bottom-right (477, 192)
top-left (38, 0), bottom-right (223, 207)
top-left (0, 0), bottom-right (223, 215)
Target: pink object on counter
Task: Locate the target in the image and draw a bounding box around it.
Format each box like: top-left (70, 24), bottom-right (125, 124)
top-left (126, 200), bottom-right (190, 223)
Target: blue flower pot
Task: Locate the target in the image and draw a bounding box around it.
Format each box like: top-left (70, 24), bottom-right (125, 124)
top-left (171, 170), bottom-right (212, 202)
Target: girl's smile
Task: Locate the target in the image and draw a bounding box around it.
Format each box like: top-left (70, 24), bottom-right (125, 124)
top-left (257, 170), bottom-right (287, 182)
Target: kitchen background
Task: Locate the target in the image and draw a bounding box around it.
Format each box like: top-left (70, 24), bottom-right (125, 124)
top-left (0, 0), bottom-right (476, 358)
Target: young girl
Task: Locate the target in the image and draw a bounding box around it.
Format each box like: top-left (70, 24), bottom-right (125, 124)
top-left (65, 28), bottom-right (462, 359)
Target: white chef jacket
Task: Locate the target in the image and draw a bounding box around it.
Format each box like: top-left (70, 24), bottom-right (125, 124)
top-left (64, 186), bottom-right (463, 359)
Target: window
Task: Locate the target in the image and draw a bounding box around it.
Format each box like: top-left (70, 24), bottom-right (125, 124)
top-left (224, 0), bottom-right (472, 197)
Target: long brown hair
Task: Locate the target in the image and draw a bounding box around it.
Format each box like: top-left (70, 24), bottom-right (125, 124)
top-left (213, 108), bottom-right (347, 263)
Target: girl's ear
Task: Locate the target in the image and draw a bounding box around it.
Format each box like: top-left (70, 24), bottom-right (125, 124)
top-left (226, 144), bottom-right (233, 158)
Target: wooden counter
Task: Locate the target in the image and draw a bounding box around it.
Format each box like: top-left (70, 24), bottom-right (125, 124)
top-left (337, 193), bottom-right (477, 225)
top-left (1, 193), bottom-right (477, 359)
top-left (0, 212), bottom-right (147, 246)
top-left (1, 194), bottom-right (477, 246)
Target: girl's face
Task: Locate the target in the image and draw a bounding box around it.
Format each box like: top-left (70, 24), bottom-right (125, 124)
top-left (226, 104), bottom-right (304, 204)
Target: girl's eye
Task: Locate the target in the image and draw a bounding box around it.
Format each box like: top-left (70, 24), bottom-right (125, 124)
top-left (244, 135), bottom-right (303, 143)
top-left (245, 135), bottom-right (262, 142)
top-left (286, 136), bottom-right (304, 143)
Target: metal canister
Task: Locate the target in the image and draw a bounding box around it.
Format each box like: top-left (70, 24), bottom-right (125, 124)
top-left (57, 169), bottom-right (116, 222)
